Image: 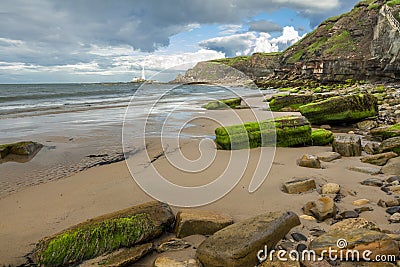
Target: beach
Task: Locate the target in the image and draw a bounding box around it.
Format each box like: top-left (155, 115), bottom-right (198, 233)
top-left (0, 89), bottom-right (398, 265)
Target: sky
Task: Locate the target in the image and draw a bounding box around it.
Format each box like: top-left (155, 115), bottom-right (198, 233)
top-left (0, 0), bottom-right (360, 83)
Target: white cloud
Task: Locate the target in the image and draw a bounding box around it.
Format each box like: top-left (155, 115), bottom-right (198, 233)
top-left (200, 26), bottom-right (303, 56)
top-left (218, 24), bottom-right (243, 35)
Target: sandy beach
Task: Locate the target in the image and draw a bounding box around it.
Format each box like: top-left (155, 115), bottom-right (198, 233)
top-left (1, 95), bottom-right (398, 265)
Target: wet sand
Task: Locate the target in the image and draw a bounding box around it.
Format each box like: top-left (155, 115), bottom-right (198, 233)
top-left (0, 96), bottom-right (398, 265)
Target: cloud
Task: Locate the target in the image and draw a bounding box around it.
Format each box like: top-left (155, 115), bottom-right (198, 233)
top-left (248, 20), bottom-right (283, 32)
top-left (200, 26), bottom-right (303, 57)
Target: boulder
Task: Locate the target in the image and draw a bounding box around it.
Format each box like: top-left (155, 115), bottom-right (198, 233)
top-left (338, 210), bottom-right (359, 219)
top-left (321, 183), bottom-right (340, 194)
top-left (299, 94), bottom-right (378, 125)
top-left (309, 229), bottom-right (399, 259)
top-left (352, 199), bottom-right (370, 206)
top-left (302, 197), bottom-right (337, 222)
top-left (282, 178), bottom-right (316, 194)
top-left (364, 142), bottom-right (380, 155)
top-left (196, 211), bottom-right (300, 267)
top-left (31, 201), bottom-right (174, 266)
top-left (311, 129), bottom-right (334, 146)
top-left (156, 238), bottom-right (191, 253)
top-left (378, 136), bottom-right (400, 154)
top-left (81, 243), bottom-right (153, 267)
top-left (386, 206), bottom-right (400, 215)
top-left (357, 120), bottom-right (378, 131)
top-left (371, 123), bottom-right (400, 140)
top-left (154, 256), bottom-right (201, 267)
top-left (360, 178), bottom-right (384, 187)
top-left (215, 116), bottom-right (311, 150)
top-left (389, 213), bottom-right (400, 223)
top-left (0, 141), bottom-right (43, 158)
top-left (330, 218), bottom-right (380, 231)
top-left (202, 98), bottom-right (241, 110)
top-left (174, 210), bottom-right (233, 238)
top-left (268, 94), bottom-right (313, 112)
top-left (381, 157), bottom-right (400, 175)
top-left (297, 154), bottom-right (321, 169)
top-left (316, 151), bottom-right (341, 162)
top-left (332, 134), bottom-right (362, 157)
top-left (360, 152), bottom-right (398, 166)
top-left (258, 251), bottom-right (300, 266)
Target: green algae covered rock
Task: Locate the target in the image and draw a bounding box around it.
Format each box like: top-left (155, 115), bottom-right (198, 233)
top-left (202, 98), bottom-right (241, 110)
top-left (371, 123), bottom-right (400, 140)
top-left (268, 94), bottom-right (313, 111)
top-left (215, 116), bottom-right (311, 150)
top-left (0, 141), bottom-right (43, 159)
top-left (299, 93), bottom-right (378, 125)
top-left (32, 201), bottom-right (174, 266)
top-left (311, 129), bottom-right (334, 146)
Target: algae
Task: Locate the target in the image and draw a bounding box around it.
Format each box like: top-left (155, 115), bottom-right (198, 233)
top-left (215, 116), bottom-right (312, 150)
top-left (202, 98), bottom-right (241, 110)
top-left (35, 213), bottom-right (155, 266)
top-left (311, 129), bottom-right (334, 146)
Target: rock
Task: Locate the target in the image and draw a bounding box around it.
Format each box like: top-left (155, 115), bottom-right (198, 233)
top-left (379, 136), bottom-right (400, 154)
top-left (301, 259), bottom-right (331, 267)
top-left (332, 134), bottom-right (362, 157)
top-left (196, 211), bottom-right (300, 267)
top-left (268, 94), bottom-right (313, 112)
top-left (357, 120), bottom-right (378, 131)
top-left (360, 152), bottom-right (398, 166)
top-left (291, 232), bottom-right (307, 242)
top-left (309, 229), bottom-right (399, 259)
top-left (297, 154), bottom-right (321, 169)
top-left (349, 166), bottom-right (381, 175)
top-left (31, 201), bottom-right (174, 266)
top-left (316, 152), bottom-right (341, 162)
top-left (311, 129), bottom-right (334, 146)
top-left (360, 178), bottom-right (384, 187)
top-left (339, 210), bottom-right (359, 219)
top-left (299, 215), bottom-right (316, 221)
top-left (282, 178), bottom-right (316, 194)
top-left (154, 256), bottom-right (201, 267)
top-left (381, 157), bottom-right (400, 175)
top-left (354, 206), bottom-right (374, 213)
top-left (87, 243), bottom-right (153, 267)
top-left (378, 198), bottom-right (400, 208)
top-left (330, 218), bottom-right (380, 231)
top-left (157, 238), bottom-right (191, 253)
top-left (215, 115), bottom-right (311, 150)
top-left (364, 142), bottom-right (380, 155)
top-left (202, 98), bottom-right (241, 110)
top-left (321, 183), bottom-right (340, 194)
top-left (320, 125), bottom-right (331, 130)
top-left (386, 206), bottom-right (400, 215)
top-left (371, 123), bottom-right (400, 140)
top-left (387, 185), bottom-right (400, 193)
top-left (348, 131), bottom-right (355, 134)
top-left (302, 197), bottom-right (337, 222)
top-left (174, 210), bottom-right (233, 238)
top-left (389, 213), bottom-right (400, 223)
top-left (352, 199), bottom-right (370, 206)
top-left (0, 145), bottom-right (10, 159)
top-left (299, 93), bottom-right (378, 125)
top-left (387, 176), bottom-right (400, 183)
top-left (296, 243), bottom-right (307, 253)
top-left (0, 141), bottom-right (43, 158)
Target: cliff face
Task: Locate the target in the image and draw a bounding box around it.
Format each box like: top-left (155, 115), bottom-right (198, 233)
top-left (175, 0), bottom-right (400, 85)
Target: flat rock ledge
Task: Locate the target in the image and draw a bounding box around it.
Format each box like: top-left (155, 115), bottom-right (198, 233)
top-left (196, 211), bottom-right (300, 267)
top-left (174, 210), bottom-right (233, 238)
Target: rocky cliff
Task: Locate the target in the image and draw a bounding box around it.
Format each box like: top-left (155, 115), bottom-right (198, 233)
top-left (174, 0), bottom-right (400, 86)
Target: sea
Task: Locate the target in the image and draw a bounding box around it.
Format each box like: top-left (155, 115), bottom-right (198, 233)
top-left (0, 82), bottom-right (269, 197)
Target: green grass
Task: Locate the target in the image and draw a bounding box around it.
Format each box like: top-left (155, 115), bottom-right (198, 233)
top-left (325, 30), bottom-right (357, 54)
top-left (387, 0), bottom-right (400, 6)
top-left (209, 56), bottom-right (251, 66)
top-left (307, 37), bottom-right (328, 54)
top-left (287, 49), bottom-right (305, 64)
top-left (35, 214), bottom-right (154, 266)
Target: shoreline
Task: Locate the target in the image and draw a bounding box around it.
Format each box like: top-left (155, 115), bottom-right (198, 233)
top-left (1, 95), bottom-right (399, 265)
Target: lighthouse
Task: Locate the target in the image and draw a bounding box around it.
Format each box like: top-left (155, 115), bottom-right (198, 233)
top-left (141, 65), bottom-right (146, 81)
